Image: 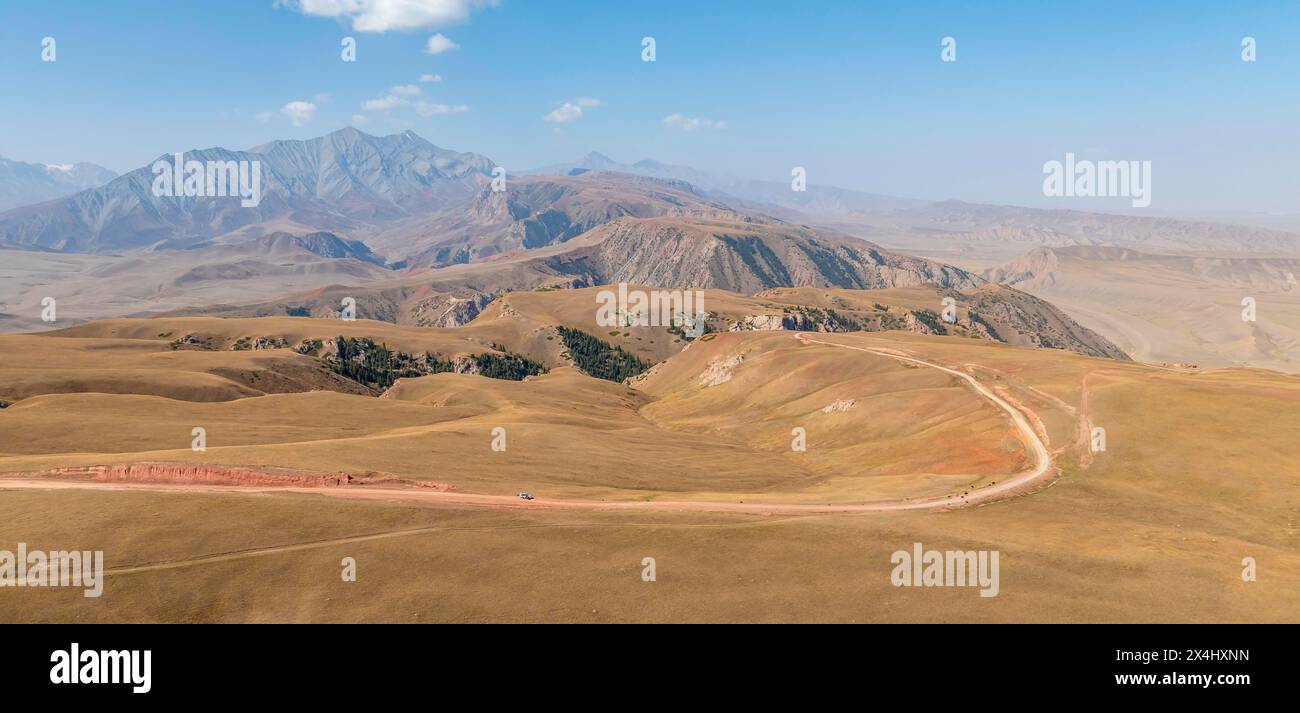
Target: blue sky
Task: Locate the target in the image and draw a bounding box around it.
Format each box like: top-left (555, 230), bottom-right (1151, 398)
top-left (2, 0), bottom-right (1298, 212)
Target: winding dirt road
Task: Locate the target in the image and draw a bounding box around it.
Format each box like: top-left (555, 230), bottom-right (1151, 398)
top-left (0, 334), bottom-right (1056, 515)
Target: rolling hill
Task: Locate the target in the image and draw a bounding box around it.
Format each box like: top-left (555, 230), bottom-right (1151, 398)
top-left (0, 311), bottom-right (1294, 622)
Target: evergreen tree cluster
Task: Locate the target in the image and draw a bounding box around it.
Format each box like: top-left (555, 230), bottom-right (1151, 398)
top-left (469, 351), bottom-right (547, 381)
top-left (912, 309), bottom-right (948, 334)
top-left (556, 327), bottom-right (653, 382)
top-left (330, 336), bottom-right (454, 389)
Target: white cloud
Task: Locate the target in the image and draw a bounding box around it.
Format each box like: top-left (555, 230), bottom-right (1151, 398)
top-left (416, 102), bottom-right (469, 116)
top-left (286, 0), bottom-right (498, 33)
top-left (544, 97), bottom-right (601, 124)
top-left (352, 114), bottom-right (369, 125)
top-left (362, 94), bottom-right (408, 111)
top-left (362, 86), bottom-right (468, 117)
top-left (425, 32), bottom-right (459, 54)
top-left (663, 113), bottom-right (727, 131)
top-left (419, 73), bottom-right (443, 83)
top-left (544, 103), bottom-right (583, 123)
top-left (281, 101), bottom-right (318, 127)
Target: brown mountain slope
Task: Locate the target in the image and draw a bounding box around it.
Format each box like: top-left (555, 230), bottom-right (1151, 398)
top-left (177, 215), bottom-right (984, 330)
top-left (374, 172), bottom-right (746, 267)
top-left (108, 282), bottom-right (1127, 386)
top-left (370, 172), bottom-right (980, 294)
top-left (543, 216), bottom-right (979, 293)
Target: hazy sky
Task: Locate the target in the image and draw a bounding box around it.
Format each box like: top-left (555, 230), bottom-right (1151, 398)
top-left (2, 0), bottom-right (1298, 213)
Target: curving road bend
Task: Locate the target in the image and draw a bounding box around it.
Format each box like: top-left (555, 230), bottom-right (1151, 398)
top-left (789, 334), bottom-right (1055, 510)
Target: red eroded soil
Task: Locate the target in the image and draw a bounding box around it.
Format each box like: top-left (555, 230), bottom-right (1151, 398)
top-left (6, 462), bottom-right (452, 491)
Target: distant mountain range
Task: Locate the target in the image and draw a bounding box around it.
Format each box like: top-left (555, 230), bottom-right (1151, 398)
top-left (0, 157), bottom-right (117, 212)
top-left (6, 129), bottom-right (1298, 261)
top-left (522, 151), bottom-right (926, 219)
top-left (0, 129), bottom-right (988, 337)
top-left (3, 126), bottom-right (1297, 360)
top-left (526, 153), bottom-right (1300, 257)
top-left (0, 128), bottom-right (494, 253)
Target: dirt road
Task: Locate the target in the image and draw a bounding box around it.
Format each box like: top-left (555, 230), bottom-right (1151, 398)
top-left (0, 334), bottom-right (1056, 515)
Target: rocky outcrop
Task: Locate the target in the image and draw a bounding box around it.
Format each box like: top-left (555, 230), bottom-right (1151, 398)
top-left (699, 352), bottom-right (745, 387)
top-left (729, 315), bottom-right (788, 332)
top-left (727, 310), bottom-right (855, 333)
top-left (169, 333), bottom-right (221, 351)
top-left (231, 336), bottom-right (289, 351)
top-left (821, 399), bottom-right (857, 413)
top-left (411, 292), bottom-right (498, 328)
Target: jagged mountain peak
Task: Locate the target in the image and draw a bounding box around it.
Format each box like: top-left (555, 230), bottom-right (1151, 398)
top-left (580, 151), bottom-right (618, 168)
top-left (0, 128), bottom-right (496, 254)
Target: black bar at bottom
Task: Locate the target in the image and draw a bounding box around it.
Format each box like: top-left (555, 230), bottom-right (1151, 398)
top-left (0, 623), bottom-right (1286, 702)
